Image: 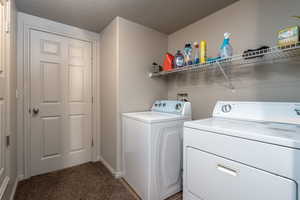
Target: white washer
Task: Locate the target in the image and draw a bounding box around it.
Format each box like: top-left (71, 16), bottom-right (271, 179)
top-left (122, 100), bottom-right (192, 200)
top-left (183, 101), bottom-right (300, 200)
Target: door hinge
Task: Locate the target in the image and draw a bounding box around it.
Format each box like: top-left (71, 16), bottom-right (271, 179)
top-left (91, 137), bottom-right (94, 147)
top-left (6, 135), bottom-right (10, 147)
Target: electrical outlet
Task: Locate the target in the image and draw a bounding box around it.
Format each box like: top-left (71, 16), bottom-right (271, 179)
top-left (177, 93), bottom-right (189, 102)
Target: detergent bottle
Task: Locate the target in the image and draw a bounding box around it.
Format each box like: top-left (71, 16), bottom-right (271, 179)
top-left (174, 50), bottom-right (185, 68)
top-left (193, 42), bottom-right (200, 64)
top-left (200, 40), bottom-right (207, 64)
top-left (220, 32), bottom-right (233, 59)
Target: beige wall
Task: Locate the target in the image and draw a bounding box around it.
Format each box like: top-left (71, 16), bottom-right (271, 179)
top-left (118, 17), bottom-right (168, 170)
top-left (100, 17), bottom-right (168, 172)
top-left (4, 0), bottom-right (18, 198)
top-left (100, 18), bottom-right (119, 170)
top-left (118, 17), bottom-right (168, 113)
top-left (167, 0), bottom-right (300, 119)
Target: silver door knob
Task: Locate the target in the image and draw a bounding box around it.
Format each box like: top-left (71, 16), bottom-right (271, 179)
top-left (32, 108), bottom-right (39, 115)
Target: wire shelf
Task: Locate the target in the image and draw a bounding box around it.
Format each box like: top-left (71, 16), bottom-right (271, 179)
top-left (149, 42), bottom-right (300, 78)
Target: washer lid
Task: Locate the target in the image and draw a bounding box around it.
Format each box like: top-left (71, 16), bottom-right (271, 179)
top-left (184, 117), bottom-right (300, 149)
top-left (123, 111), bottom-right (185, 123)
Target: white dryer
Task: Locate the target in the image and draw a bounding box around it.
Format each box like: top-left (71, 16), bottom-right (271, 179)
top-left (183, 101), bottom-right (300, 200)
top-left (122, 100), bottom-right (192, 200)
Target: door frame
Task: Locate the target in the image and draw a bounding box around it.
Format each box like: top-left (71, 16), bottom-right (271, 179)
top-left (17, 12), bottom-right (100, 179)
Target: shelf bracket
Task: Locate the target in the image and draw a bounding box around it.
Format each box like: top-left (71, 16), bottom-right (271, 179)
top-left (216, 62), bottom-right (235, 91)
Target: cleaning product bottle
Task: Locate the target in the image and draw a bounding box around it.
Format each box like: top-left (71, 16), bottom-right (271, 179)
top-left (220, 32), bottom-right (233, 59)
top-left (183, 43), bottom-right (193, 66)
top-left (200, 40), bottom-right (207, 64)
top-left (163, 53), bottom-right (174, 71)
top-left (174, 50), bottom-right (185, 68)
top-left (193, 42), bottom-right (200, 64)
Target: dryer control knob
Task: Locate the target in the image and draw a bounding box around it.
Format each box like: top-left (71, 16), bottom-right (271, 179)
top-left (222, 104), bottom-right (232, 113)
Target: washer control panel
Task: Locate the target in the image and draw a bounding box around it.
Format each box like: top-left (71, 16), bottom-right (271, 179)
top-left (152, 100), bottom-right (186, 114)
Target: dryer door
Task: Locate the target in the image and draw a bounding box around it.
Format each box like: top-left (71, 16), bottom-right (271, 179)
top-left (185, 147), bottom-right (297, 200)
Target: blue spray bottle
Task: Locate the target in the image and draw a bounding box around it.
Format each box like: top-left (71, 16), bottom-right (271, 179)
top-left (183, 43), bottom-right (193, 66)
top-left (220, 32), bottom-right (233, 58)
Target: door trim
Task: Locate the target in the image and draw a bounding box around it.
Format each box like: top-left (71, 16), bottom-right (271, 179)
top-left (17, 12), bottom-right (100, 179)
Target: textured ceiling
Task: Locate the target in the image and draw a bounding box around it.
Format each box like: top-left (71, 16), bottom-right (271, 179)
top-left (16, 0), bottom-right (238, 34)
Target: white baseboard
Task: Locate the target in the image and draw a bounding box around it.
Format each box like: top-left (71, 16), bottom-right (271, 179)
top-left (114, 171), bottom-right (123, 179)
top-left (94, 155), bottom-right (101, 162)
top-left (98, 156), bottom-right (123, 179)
top-left (98, 155), bottom-right (115, 174)
top-left (17, 175), bottom-right (24, 182)
top-left (9, 175), bottom-right (21, 200)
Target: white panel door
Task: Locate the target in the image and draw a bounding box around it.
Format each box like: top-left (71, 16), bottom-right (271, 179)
top-left (66, 38), bottom-right (92, 167)
top-left (30, 30), bottom-right (92, 176)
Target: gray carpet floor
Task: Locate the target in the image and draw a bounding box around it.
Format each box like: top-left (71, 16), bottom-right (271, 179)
top-left (14, 162), bottom-right (182, 200)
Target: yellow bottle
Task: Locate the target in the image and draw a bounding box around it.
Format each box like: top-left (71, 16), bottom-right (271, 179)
top-left (200, 40), bottom-right (207, 64)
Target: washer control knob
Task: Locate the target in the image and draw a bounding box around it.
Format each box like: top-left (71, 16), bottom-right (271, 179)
top-left (163, 103), bottom-right (166, 107)
top-left (175, 103), bottom-right (182, 110)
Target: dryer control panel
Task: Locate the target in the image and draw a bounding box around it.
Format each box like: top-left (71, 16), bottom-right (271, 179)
top-left (213, 101), bottom-right (300, 125)
top-left (151, 100), bottom-right (191, 117)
